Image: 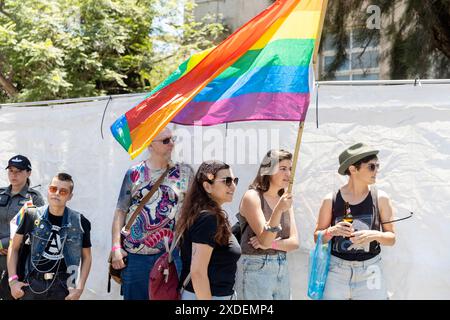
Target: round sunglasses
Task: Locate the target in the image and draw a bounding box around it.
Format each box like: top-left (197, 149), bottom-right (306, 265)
top-left (48, 185), bottom-right (70, 196)
top-left (215, 177), bottom-right (239, 187)
top-left (367, 163), bottom-right (380, 172)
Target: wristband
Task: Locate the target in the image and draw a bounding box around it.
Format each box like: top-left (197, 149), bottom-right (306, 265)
top-left (271, 240), bottom-right (278, 250)
top-left (8, 274), bottom-right (19, 283)
top-left (111, 245), bottom-right (122, 252)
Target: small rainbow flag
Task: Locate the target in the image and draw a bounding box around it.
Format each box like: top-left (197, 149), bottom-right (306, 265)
top-left (111, 0), bottom-right (327, 159)
top-left (9, 203), bottom-right (30, 239)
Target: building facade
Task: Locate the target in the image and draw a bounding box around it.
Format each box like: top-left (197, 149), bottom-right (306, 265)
top-left (194, 0), bottom-right (405, 80)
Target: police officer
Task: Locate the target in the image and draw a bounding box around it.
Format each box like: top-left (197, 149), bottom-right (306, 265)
top-left (0, 155), bottom-right (44, 298)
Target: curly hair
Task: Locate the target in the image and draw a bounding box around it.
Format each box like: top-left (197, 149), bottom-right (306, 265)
top-left (176, 160), bottom-right (232, 246)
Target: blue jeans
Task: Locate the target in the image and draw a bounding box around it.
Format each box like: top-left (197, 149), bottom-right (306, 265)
top-left (181, 289), bottom-right (236, 300)
top-left (240, 253), bottom-right (290, 300)
top-left (122, 248), bottom-right (182, 300)
top-left (322, 255), bottom-right (388, 300)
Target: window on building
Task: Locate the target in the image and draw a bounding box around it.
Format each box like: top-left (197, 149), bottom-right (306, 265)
top-left (321, 28), bottom-right (380, 80)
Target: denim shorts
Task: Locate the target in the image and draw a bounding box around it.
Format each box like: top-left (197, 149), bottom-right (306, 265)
top-left (239, 253), bottom-right (290, 300)
top-left (181, 289), bottom-right (236, 300)
top-left (322, 254), bottom-right (388, 300)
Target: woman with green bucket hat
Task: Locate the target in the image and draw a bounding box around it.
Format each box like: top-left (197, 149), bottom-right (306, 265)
top-left (313, 142), bottom-right (396, 300)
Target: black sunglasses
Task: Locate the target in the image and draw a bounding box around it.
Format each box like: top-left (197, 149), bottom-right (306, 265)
top-left (381, 212), bottom-right (413, 225)
top-left (215, 177), bottom-right (239, 187)
top-left (367, 163), bottom-right (380, 172)
top-left (155, 136), bottom-right (177, 145)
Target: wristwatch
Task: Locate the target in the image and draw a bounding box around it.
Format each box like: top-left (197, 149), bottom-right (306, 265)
top-left (264, 224), bottom-right (282, 233)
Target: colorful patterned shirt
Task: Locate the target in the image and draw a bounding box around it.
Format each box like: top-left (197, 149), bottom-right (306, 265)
top-left (116, 161), bottom-right (194, 255)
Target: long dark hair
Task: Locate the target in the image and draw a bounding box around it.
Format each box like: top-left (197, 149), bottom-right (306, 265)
top-left (250, 149), bottom-right (292, 195)
top-left (176, 160), bottom-right (232, 246)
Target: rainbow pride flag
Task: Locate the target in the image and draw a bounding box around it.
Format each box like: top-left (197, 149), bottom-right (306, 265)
top-left (9, 203), bottom-right (29, 239)
top-left (111, 0), bottom-right (327, 159)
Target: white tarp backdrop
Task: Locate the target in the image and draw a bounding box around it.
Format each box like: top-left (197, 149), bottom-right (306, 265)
top-left (1, 83), bottom-right (449, 299)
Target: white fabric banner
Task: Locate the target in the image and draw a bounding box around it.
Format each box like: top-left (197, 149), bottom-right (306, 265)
top-left (1, 83), bottom-right (449, 299)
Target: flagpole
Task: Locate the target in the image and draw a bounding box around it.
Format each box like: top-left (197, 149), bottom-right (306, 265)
top-left (287, 121), bottom-right (305, 193)
top-left (287, 0), bottom-right (328, 194)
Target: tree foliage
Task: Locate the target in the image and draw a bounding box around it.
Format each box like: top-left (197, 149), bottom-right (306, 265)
top-left (0, 0), bottom-right (227, 103)
top-left (146, 0), bottom-right (228, 91)
top-left (321, 0), bottom-right (450, 79)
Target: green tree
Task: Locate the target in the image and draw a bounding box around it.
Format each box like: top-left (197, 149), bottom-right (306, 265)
top-left (320, 0), bottom-right (450, 80)
top-left (146, 0), bottom-right (229, 90)
top-left (0, 0), bottom-right (227, 103)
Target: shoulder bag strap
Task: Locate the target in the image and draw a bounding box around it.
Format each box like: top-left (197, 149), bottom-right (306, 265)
top-left (370, 186), bottom-right (381, 230)
top-left (179, 273), bottom-right (192, 296)
top-left (175, 228), bottom-right (191, 296)
top-left (170, 230), bottom-right (191, 296)
top-left (237, 198), bottom-right (249, 237)
top-left (258, 190), bottom-right (265, 211)
top-left (177, 209), bottom-right (213, 296)
top-left (331, 190), bottom-right (338, 215)
top-left (123, 165), bottom-right (171, 233)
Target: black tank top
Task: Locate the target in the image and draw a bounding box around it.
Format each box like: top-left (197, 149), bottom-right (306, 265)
top-left (330, 189), bottom-right (381, 261)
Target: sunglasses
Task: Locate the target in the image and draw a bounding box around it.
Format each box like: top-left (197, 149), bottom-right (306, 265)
top-left (215, 177), bottom-right (239, 187)
top-left (381, 211), bottom-right (413, 225)
top-left (367, 163), bottom-right (380, 172)
top-left (154, 136), bottom-right (177, 145)
top-left (48, 185), bottom-right (70, 196)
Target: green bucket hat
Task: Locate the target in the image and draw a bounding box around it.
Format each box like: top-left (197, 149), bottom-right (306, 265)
top-left (338, 143), bottom-right (379, 175)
